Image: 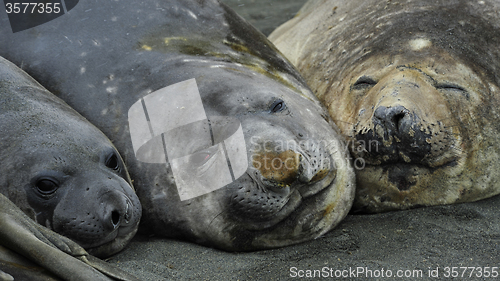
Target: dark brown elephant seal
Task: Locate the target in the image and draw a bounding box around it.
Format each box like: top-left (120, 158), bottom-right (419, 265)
top-left (270, 0), bottom-right (500, 212)
top-left (0, 0), bottom-right (355, 250)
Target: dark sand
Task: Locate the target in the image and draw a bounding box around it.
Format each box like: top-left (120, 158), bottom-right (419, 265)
top-left (110, 196), bottom-right (500, 280)
top-left (109, 1), bottom-right (500, 280)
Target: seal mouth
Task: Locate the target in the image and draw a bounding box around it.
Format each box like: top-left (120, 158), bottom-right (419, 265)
top-left (351, 125), bottom-right (462, 170)
top-left (239, 167), bottom-right (338, 231)
top-left (245, 164), bottom-right (353, 250)
top-left (86, 225), bottom-right (139, 258)
top-left (235, 135), bottom-right (339, 231)
top-left (376, 159), bottom-right (459, 169)
top-left (359, 159), bottom-right (460, 192)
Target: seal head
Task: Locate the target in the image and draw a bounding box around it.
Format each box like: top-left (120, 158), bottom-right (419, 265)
top-left (270, 0), bottom-right (500, 212)
top-left (0, 57), bottom-right (141, 257)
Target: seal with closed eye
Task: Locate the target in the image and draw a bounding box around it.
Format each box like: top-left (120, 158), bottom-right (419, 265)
top-left (270, 0), bottom-right (500, 212)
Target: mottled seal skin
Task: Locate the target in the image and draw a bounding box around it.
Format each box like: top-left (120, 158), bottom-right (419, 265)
top-left (0, 0), bottom-right (355, 250)
top-left (0, 56), bottom-right (141, 258)
top-left (270, 0), bottom-right (500, 212)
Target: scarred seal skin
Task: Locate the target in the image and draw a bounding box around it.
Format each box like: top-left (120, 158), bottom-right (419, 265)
top-left (0, 56), bottom-right (141, 258)
top-left (270, 0), bottom-right (500, 212)
top-left (0, 0), bottom-right (355, 250)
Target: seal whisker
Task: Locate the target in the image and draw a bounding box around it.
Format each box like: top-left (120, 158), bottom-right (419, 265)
top-left (246, 171), bottom-right (267, 193)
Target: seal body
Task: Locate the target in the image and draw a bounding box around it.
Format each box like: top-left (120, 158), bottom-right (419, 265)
top-left (270, 0), bottom-right (500, 212)
top-left (0, 0), bottom-right (355, 250)
top-left (0, 56), bottom-right (141, 257)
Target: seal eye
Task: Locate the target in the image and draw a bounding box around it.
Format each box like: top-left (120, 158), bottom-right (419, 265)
top-left (191, 152), bottom-right (211, 165)
top-left (35, 178), bottom-right (59, 195)
top-left (353, 76), bottom-right (377, 89)
top-left (270, 99), bottom-right (286, 113)
top-left (190, 145), bottom-right (219, 167)
top-left (106, 153), bottom-right (120, 171)
top-left (435, 83), bottom-right (466, 92)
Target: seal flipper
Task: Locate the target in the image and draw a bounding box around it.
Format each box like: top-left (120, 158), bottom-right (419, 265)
top-left (0, 194), bottom-right (140, 281)
top-left (0, 270), bottom-right (13, 281)
top-left (84, 255), bottom-right (141, 281)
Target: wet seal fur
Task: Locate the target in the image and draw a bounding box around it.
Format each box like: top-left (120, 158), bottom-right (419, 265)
top-left (270, 0), bottom-right (500, 212)
top-left (0, 0), bottom-right (355, 250)
top-left (0, 57), bottom-right (141, 280)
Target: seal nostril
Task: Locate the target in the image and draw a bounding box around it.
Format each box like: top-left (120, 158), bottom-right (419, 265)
top-left (111, 210), bottom-right (120, 228)
top-left (393, 112), bottom-right (406, 131)
top-left (374, 105), bottom-right (409, 132)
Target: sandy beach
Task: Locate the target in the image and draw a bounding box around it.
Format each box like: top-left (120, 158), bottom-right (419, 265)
top-left (110, 195), bottom-right (500, 280)
top-left (107, 1), bottom-right (500, 280)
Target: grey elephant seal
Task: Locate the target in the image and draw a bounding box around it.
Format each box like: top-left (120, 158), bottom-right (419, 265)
top-left (0, 56), bottom-right (141, 258)
top-left (270, 0), bottom-right (500, 212)
top-left (0, 0), bottom-right (355, 250)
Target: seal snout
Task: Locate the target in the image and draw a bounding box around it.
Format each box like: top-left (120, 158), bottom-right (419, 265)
top-left (50, 177), bottom-right (141, 256)
top-left (230, 139), bottom-right (336, 224)
top-left (252, 150), bottom-right (300, 186)
top-left (252, 148), bottom-right (331, 187)
top-left (250, 140), bottom-right (337, 195)
top-left (373, 105), bottom-right (410, 134)
top-left (362, 104), bottom-right (432, 164)
top-left (102, 193), bottom-right (131, 231)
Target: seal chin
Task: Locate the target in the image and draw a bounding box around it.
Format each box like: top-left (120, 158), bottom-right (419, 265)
top-left (352, 127), bottom-right (462, 193)
top-left (352, 155), bottom-right (467, 213)
top-left (367, 160), bottom-right (459, 191)
top-left (86, 226), bottom-right (139, 258)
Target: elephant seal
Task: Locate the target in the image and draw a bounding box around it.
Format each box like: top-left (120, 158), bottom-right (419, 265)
top-left (270, 0), bottom-right (500, 212)
top-left (0, 0), bottom-right (355, 250)
top-left (0, 56), bottom-right (141, 258)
